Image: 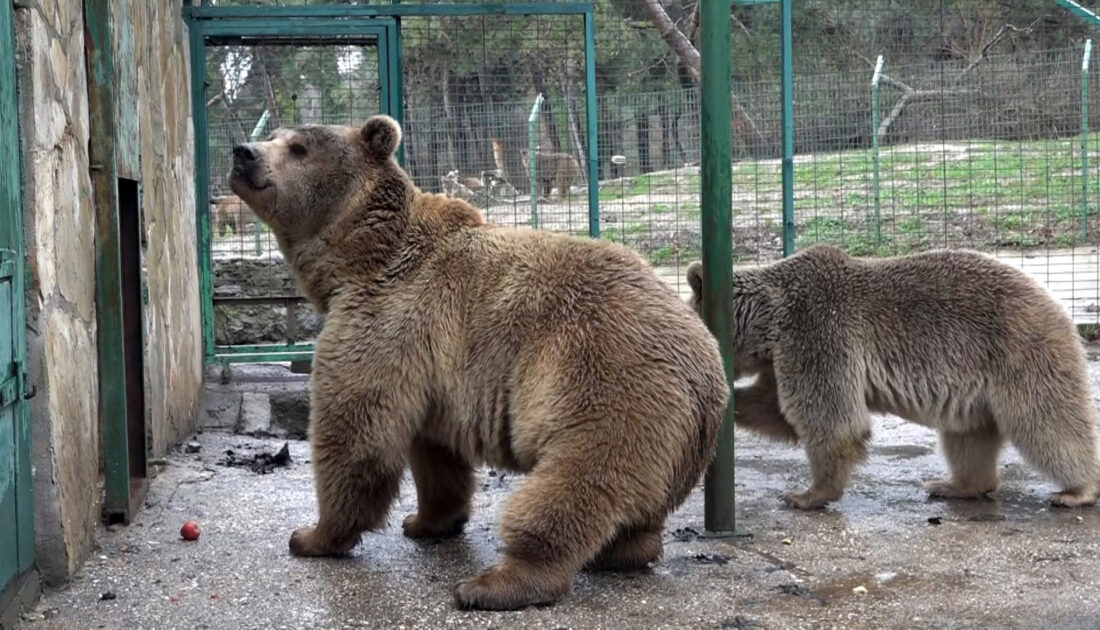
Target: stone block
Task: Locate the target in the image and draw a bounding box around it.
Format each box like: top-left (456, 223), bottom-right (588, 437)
top-left (238, 392), bottom-right (274, 437)
top-left (270, 391), bottom-right (310, 440)
top-left (200, 388), bottom-right (241, 431)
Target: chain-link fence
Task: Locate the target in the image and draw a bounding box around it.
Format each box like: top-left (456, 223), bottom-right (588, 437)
top-left (714, 0), bottom-right (1100, 325)
top-left (204, 42), bottom-right (385, 352)
top-left (196, 0), bottom-right (1100, 355)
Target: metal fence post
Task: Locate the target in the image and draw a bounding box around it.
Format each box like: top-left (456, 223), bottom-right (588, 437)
top-left (584, 8), bottom-right (600, 238)
top-left (86, 0), bottom-right (132, 521)
top-left (1083, 39), bottom-right (1092, 242)
top-left (871, 55), bottom-right (884, 248)
top-left (250, 110), bottom-right (270, 256)
top-left (528, 93), bottom-right (544, 228)
top-left (700, 0), bottom-right (737, 535)
top-left (780, 0), bottom-right (795, 257)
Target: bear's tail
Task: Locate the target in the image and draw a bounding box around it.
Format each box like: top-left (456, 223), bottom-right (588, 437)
top-left (361, 115), bottom-right (402, 162)
top-left (686, 260), bottom-right (703, 300)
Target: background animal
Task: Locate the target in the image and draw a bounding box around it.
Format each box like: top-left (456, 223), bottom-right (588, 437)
top-left (686, 245), bottom-right (1100, 510)
top-left (520, 148), bottom-right (581, 200)
top-left (210, 193), bottom-right (257, 237)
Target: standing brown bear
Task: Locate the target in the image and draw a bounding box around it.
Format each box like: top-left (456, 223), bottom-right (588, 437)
top-left (228, 116), bottom-right (729, 610)
top-left (686, 245), bottom-right (1100, 510)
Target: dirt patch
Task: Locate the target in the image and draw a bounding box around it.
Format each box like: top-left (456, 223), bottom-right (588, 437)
top-left (218, 442), bottom-right (292, 474)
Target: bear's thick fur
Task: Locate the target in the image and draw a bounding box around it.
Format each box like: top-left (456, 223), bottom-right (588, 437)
top-left (228, 116), bottom-right (729, 610)
top-left (686, 245), bottom-right (1100, 510)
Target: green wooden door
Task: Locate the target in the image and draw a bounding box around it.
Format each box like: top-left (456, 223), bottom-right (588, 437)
top-left (0, 0), bottom-right (34, 594)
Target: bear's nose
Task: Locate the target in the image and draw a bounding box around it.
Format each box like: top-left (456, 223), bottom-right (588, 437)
top-left (233, 144), bottom-right (258, 164)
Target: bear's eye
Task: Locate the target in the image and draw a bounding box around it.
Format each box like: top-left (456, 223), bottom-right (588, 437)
top-left (289, 143), bottom-right (308, 157)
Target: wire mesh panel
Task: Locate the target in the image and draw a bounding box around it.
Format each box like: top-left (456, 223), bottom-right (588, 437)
top-left (204, 40), bottom-right (383, 354)
top-left (398, 12), bottom-right (592, 237)
top-left (719, 0), bottom-right (1100, 326)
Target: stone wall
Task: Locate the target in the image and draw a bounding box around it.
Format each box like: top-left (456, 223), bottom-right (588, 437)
top-left (16, 0), bottom-right (100, 586)
top-left (129, 0), bottom-right (203, 456)
top-left (14, 0), bottom-right (201, 585)
top-left (214, 258), bottom-right (324, 345)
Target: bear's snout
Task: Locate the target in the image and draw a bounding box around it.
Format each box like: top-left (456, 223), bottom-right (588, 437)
top-left (230, 143), bottom-right (269, 191)
top-left (232, 143), bottom-right (259, 166)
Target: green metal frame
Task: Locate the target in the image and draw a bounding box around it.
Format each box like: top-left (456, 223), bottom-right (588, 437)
top-left (1057, 0), bottom-right (1100, 25)
top-left (86, 0), bottom-right (135, 520)
top-left (584, 9), bottom-right (600, 238)
top-left (700, 0), bottom-right (738, 535)
top-left (0, 0), bottom-right (33, 587)
top-left (186, 3), bottom-right (599, 365)
top-left (779, 0), bottom-right (795, 256)
top-left (187, 13), bottom-right (396, 365)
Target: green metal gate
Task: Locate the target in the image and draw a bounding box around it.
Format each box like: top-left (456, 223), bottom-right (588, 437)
top-left (185, 3), bottom-right (599, 367)
top-left (187, 10), bottom-right (402, 366)
top-left (0, 0), bottom-right (34, 601)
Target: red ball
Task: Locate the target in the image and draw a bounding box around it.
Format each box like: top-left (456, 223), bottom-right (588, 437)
top-left (180, 520), bottom-right (201, 541)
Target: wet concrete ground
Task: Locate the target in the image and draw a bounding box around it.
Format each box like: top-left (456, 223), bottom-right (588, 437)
top-left (17, 364), bottom-right (1100, 629)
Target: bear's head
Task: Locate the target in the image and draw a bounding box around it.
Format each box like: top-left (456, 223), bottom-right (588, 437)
top-left (227, 115), bottom-right (403, 242)
top-left (687, 260), bottom-right (713, 319)
top-left (685, 260), bottom-right (775, 378)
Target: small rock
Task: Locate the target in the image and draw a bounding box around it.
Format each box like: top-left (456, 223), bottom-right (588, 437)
top-left (927, 516), bottom-right (943, 525)
top-left (692, 553), bottom-right (730, 565)
top-left (852, 585), bottom-right (868, 595)
top-left (781, 537), bottom-right (793, 545)
top-left (670, 527), bottom-right (701, 542)
top-left (874, 571), bottom-right (898, 584)
top-left (775, 583), bottom-right (812, 598)
top-left (967, 513), bottom-right (1005, 522)
top-left (185, 441), bottom-right (202, 454)
top-left (100, 591), bottom-right (117, 601)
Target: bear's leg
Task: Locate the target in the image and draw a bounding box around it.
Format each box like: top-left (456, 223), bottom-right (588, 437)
top-left (288, 396), bottom-right (411, 557)
top-left (772, 356), bottom-right (869, 510)
top-left (924, 426), bottom-right (1002, 499)
top-left (452, 451), bottom-right (623, 610)
top-left (733, 367), bottom-right (799, 444)
top-left (584, 524), bottom-right (663, 572)
top-left (402, 436), bottom-right (475, 539)
top-left (994, 392), bottom-right (1100, 507)
top-left (782, 431), bottom-right (869, 510)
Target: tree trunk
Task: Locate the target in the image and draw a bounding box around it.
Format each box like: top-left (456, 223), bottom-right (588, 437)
top-left (456, 75), bottom-right (477, 176)
top-left (636, 98), bottom-right (652, 175)
top-left (640, 0), bottom-right (701, 82)
top-left (658, 93), bottom-right (675, 169)
top-left (560, 66), bottom-right (589, 186)
top-left (531, 62), bottom-right (563, 153)
top-left (442, 70), bottom-right (458, 172)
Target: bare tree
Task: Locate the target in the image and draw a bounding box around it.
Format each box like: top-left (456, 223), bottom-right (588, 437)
top-left (861, 19), bottom-right (1040, 141)
top-left (641, 0), bottom-right (701, 82)
top-left (639, 0), bottom-right (765, 147)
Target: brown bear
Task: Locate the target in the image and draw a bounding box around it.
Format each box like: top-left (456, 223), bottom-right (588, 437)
top-left (227, 115), bottom-right (729, 610)
top-left (686, 245), bottom-right (1100, 510)
top-left (210, 193), bottom-right (257, 237)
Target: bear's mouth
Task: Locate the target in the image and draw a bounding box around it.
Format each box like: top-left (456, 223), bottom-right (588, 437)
top-left (230, 166), bottom-right (271, 192)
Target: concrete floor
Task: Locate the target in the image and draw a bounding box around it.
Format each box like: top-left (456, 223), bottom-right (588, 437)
top-left (16, 365), bottom-right (1100, 630)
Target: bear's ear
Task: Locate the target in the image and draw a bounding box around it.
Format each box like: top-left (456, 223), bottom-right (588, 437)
top-left (686, 261), bottom-right (703, 297)
top-left (360, 115), bottom-right (402, 161)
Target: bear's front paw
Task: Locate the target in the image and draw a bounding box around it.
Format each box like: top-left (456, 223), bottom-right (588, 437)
top-left (781, 489), bottom-right (832, 510)
top-left (288, 526), bottom-right (359, 557)
top-left (402, 512), bottom-right (468, 539)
